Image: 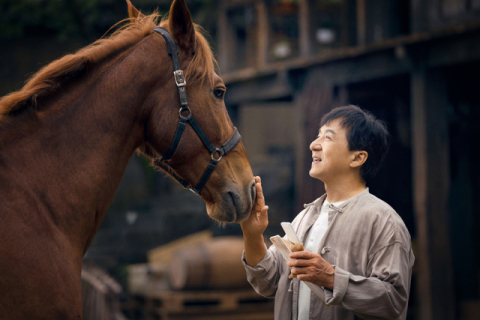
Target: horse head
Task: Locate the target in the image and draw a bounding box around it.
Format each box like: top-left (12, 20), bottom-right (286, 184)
top-left (131, 0), bottom-right (255, 223)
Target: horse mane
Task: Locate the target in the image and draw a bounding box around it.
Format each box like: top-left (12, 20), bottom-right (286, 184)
top-left (0, 12), bottom-right (217, 117)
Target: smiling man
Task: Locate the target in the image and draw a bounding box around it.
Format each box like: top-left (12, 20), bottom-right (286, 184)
top-left (241, 105), bottom-right (415, 320)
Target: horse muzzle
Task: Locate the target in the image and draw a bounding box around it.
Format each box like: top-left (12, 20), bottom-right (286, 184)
top-left (206, 179), bottom-right (255, 223)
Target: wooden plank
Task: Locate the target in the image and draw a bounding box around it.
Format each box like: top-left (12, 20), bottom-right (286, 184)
top-left (143, 289), bottom-right (274, 315)
top-left (411, 65), bottom-right (455, 320)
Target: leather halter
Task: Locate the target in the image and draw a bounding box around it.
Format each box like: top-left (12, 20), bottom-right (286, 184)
top-left (152, 27), bottom-right (242, 195)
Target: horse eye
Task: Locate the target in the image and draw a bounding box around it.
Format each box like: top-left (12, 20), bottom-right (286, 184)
top-left (213, 88), bottom-right (225, 99)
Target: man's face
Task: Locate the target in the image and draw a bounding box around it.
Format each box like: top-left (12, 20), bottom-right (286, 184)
top-left (309, 119), bottom-right (353, 182)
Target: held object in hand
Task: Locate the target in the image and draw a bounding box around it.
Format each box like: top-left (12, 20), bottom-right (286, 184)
top-left (270, 223), bottom-right (327, 303)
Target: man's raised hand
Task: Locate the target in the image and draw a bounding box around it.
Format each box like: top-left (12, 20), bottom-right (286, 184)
top-left (241, 176), bottom-right (269, 238)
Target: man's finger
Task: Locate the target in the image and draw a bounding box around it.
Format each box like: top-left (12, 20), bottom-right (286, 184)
top-left (290, 251), bottom-right (316, 259)
top-left (287, 259), bottom-right (311, 268)
top-left (255, 182), bottom-right (264, 198)
top-left (290, 266), bottom-right (310, 275)
top-left (296, 274), bottom-right (313, 282)
top-left (255, 183), bottom-right (265, 206)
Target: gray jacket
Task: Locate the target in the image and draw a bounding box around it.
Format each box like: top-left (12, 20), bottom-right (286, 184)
top-left (242, 188), bottom-right (415, 320)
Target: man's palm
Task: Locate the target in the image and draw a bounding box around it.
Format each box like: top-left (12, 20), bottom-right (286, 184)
top-left (241, 176), bottom-right (268, 236)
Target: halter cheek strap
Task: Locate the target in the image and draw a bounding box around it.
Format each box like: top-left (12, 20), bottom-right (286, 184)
top-left (152, 27), bottom-right (242, 195)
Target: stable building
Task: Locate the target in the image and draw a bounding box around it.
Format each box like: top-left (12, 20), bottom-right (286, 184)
top-left (216, 1), bottom-right (480, 320)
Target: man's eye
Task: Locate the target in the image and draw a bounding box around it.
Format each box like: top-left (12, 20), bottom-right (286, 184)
top-left (325, 136), bottom-right (331, 140)
top-left (213, 88), bottom-right (225, 99)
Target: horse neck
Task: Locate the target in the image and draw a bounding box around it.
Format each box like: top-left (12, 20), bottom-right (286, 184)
top-left (1, 35), bottom-right (171, 254)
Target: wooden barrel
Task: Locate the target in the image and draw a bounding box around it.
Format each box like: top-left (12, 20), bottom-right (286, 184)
top-left (169, 237), bottom-right (250, 290)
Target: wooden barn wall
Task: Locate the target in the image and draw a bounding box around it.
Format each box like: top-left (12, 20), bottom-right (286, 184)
top-left (296, 69), bottom-right (347, 211)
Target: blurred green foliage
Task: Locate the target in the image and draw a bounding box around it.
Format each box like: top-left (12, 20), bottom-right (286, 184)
top-left (0, 0), bottom-right (219, 41)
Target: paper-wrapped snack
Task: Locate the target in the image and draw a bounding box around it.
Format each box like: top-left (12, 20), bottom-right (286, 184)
top-left (282, 239), bottom-right (305, 278)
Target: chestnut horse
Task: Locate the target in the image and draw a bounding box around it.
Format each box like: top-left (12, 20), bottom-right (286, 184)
top-left (0, 0), bottom-right (254, 318)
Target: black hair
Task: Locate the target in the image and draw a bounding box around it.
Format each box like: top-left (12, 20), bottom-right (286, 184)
top-left (320, 105), bottom-right (390, 182)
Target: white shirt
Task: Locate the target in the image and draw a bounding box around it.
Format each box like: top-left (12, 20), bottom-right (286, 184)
top-left (297, 198), bottom-right (345, 320)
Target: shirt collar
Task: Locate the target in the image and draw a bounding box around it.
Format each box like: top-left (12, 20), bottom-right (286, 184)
top-left (304, 188), bottom-right (370, 213)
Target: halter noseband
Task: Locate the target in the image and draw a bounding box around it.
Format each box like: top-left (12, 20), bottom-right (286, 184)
top-left (152, 27), bottom-right (242, 195)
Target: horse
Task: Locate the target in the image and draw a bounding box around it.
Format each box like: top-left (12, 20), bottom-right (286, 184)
top-left (0, 0), bottom-right (255, 318)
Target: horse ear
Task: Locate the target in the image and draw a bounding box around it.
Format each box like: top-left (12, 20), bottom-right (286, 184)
top-left (126, 0), bottom-right (145, 19)
top-left (168, 0), bottom-right (196, 55)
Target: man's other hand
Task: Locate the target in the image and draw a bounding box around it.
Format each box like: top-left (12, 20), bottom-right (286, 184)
top-left (288, 251), bottom-right (335, 290)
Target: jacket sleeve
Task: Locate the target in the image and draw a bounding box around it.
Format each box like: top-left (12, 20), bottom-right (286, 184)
top-left (242, 208), bottom-right (309, 299)
top-left (242, 243), bottom-right (282, 299)
top-left (323, 242), bottom-right (414, 319)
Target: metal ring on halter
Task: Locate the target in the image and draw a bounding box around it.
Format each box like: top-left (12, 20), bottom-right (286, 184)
top-left (211, 148), bottom-right (224, 161)
top-left (179, 107), bottom-right (192, 120)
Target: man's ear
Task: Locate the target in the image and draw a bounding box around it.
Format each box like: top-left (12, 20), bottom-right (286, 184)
top-left (126, 0), bottom-right (145, 19)
top-left (350, 151), bottom-right (368, 168)
top-left (168, 0), bottom-right (196, 55)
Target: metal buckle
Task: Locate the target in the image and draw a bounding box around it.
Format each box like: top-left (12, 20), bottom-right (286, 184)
top-left (174, 70), bottom-right (186, 87)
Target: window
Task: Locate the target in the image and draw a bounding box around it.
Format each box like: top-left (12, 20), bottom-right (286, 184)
top-left (309, 0), bottom-right (344, 52)
top-left (267, 0), bottom-right (300, 61)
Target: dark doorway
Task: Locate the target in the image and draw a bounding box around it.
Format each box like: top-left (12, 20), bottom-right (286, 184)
top-left (347, 75), bottom-right (415, 238)
top-left (446, 62), bottom-right (480, 315)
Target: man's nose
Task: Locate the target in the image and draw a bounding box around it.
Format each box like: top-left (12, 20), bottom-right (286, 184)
top-left (310, 138), bottom-right (322, 151)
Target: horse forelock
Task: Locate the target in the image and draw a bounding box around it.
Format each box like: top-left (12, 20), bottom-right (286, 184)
top-left (0, 11), bottom-right (217, 119)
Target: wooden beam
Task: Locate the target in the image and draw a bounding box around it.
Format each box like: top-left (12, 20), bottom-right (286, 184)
top-left (225, 71), bottom-right (293, 104)
top-left (411, 65), bottom-right (455, 320)
top-left (299, 0), bottom-right (310, 56)
top-left (223, 24), bottom-right (480, 84)
top-left (356, 0), bottom-right (367, 45)
top-left (255, 0), bottom-right (268, 69)
top-left (218, 4), bottom-right (233, 73)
